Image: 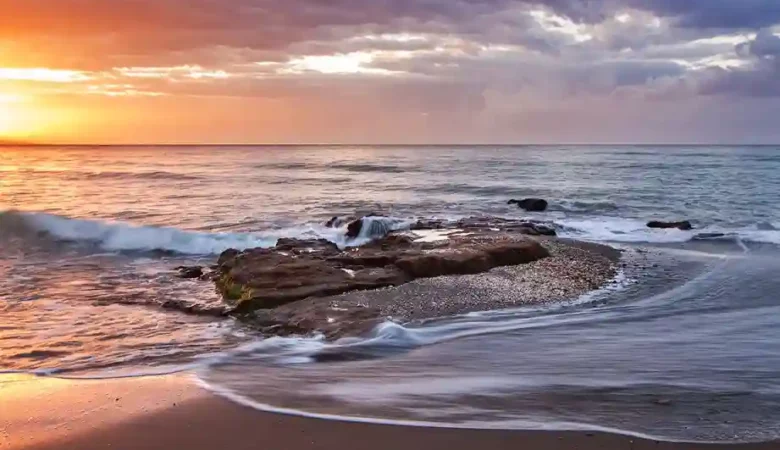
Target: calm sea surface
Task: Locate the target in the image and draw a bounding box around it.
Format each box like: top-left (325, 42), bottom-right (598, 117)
top-left (2, 145), bottom-right (780, 442)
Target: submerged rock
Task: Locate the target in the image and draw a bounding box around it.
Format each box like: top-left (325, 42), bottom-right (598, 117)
top-left (647, 220), bottom-right (693, 231)
top-left (215, 232), bottom-right (550, 314)
top-left (509, 198), bottom-right (549, 212)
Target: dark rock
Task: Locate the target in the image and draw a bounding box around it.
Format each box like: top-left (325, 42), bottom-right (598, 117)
top-left (647, 220), bottom-right (693, 231)
top-left (176, 266), bottom-right (204, 279)
top-left (508, 198), bottom-right (549, 212)
top-left (346, 219), bottom-right (364, 238)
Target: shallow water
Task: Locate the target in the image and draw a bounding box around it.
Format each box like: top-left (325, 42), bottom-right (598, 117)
top-left (1, 145), bottom-right (779, 442)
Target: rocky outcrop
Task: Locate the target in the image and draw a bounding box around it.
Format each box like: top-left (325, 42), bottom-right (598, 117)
top-left (647, 220), bottom-right (693, 231)
top-left (215, 232), bottom-right (550, 314)
top-left (231, 237), bottom-right (620, 340)
top-left (509, 198), bottom-right (549, 212)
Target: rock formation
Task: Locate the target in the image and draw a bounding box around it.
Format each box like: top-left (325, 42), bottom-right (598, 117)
top-left (215, 232), bottom-right (550, 314)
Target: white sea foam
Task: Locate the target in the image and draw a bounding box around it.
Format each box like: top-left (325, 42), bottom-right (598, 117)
top-left (13, 211), bottom-right (277, 254)
top-left (558, 216), bottom-right (780, 246)
top-left (558, 217), bottom-right (693, 243)
top-left (194, 373), bottom-right (685, 444)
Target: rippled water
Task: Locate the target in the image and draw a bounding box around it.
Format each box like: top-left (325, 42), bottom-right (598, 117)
top-left (1, 145), bottom-right (779, 442)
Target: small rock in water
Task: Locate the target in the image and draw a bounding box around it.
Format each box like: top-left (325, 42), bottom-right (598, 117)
top-left (647, 220), bottom-right (693, 231)
top-left (508, 198), bottom-right (549, 212)
top-left (655, 398), bottom-right (673, 406)
top-left (176, 266), bottom-right (203, 279)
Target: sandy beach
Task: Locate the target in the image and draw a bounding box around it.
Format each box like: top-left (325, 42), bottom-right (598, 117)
top-left (1, 374), bottom-right (776, 450)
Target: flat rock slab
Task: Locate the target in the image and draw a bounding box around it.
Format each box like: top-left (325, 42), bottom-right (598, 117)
top-left (215, 232), bottom-right (550, 314)
top-left (252, 239), bottom-right (619, 340)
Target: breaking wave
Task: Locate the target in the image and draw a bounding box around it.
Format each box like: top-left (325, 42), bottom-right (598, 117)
top-left (3, 207), bottom-right (778, 257)
top-left (0, 211), bottom-right (413, 255)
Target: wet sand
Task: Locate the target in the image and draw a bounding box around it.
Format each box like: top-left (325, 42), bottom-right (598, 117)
top-left (2, 374), bottom-right (777, 450)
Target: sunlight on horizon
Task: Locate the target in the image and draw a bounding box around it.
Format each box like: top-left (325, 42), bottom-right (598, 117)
top-left (0, 93), bottom-right (25, 137)
top-left (0, 93), bottom-right (81, 141)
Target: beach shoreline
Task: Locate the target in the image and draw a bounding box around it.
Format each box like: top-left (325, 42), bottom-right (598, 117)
top-left (2, 374), bottom-right (777, 450)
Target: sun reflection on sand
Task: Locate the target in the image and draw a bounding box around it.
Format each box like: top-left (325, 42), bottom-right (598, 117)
top-left (0, 374), bottom-right (200, 449)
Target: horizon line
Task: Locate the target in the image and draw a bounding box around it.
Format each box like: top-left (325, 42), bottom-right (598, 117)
top-left (2, 142), bottom-right (779, 147)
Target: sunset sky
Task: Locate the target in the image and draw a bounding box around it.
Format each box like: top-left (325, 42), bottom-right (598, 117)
top-left (1, 0), bottom-right (779, 144)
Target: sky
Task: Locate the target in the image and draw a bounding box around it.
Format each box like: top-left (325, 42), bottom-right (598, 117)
top-left (1, 0), bottom-right (779, 144)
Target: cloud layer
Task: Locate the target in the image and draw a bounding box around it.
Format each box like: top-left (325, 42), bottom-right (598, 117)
top-left (1, 0), bottom-right (779, 143)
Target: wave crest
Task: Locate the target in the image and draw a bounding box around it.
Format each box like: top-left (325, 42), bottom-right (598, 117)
top-left (0, 211), bottom-right (415, 255)
top-left (0, 210), bottom-right (275, 255)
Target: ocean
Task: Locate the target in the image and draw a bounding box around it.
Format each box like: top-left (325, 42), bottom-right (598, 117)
top-left (2, 145), bottom-right (780, 443)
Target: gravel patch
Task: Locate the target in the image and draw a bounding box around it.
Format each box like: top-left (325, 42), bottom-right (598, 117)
top-left (327, 238), bottom-right (620, 322)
